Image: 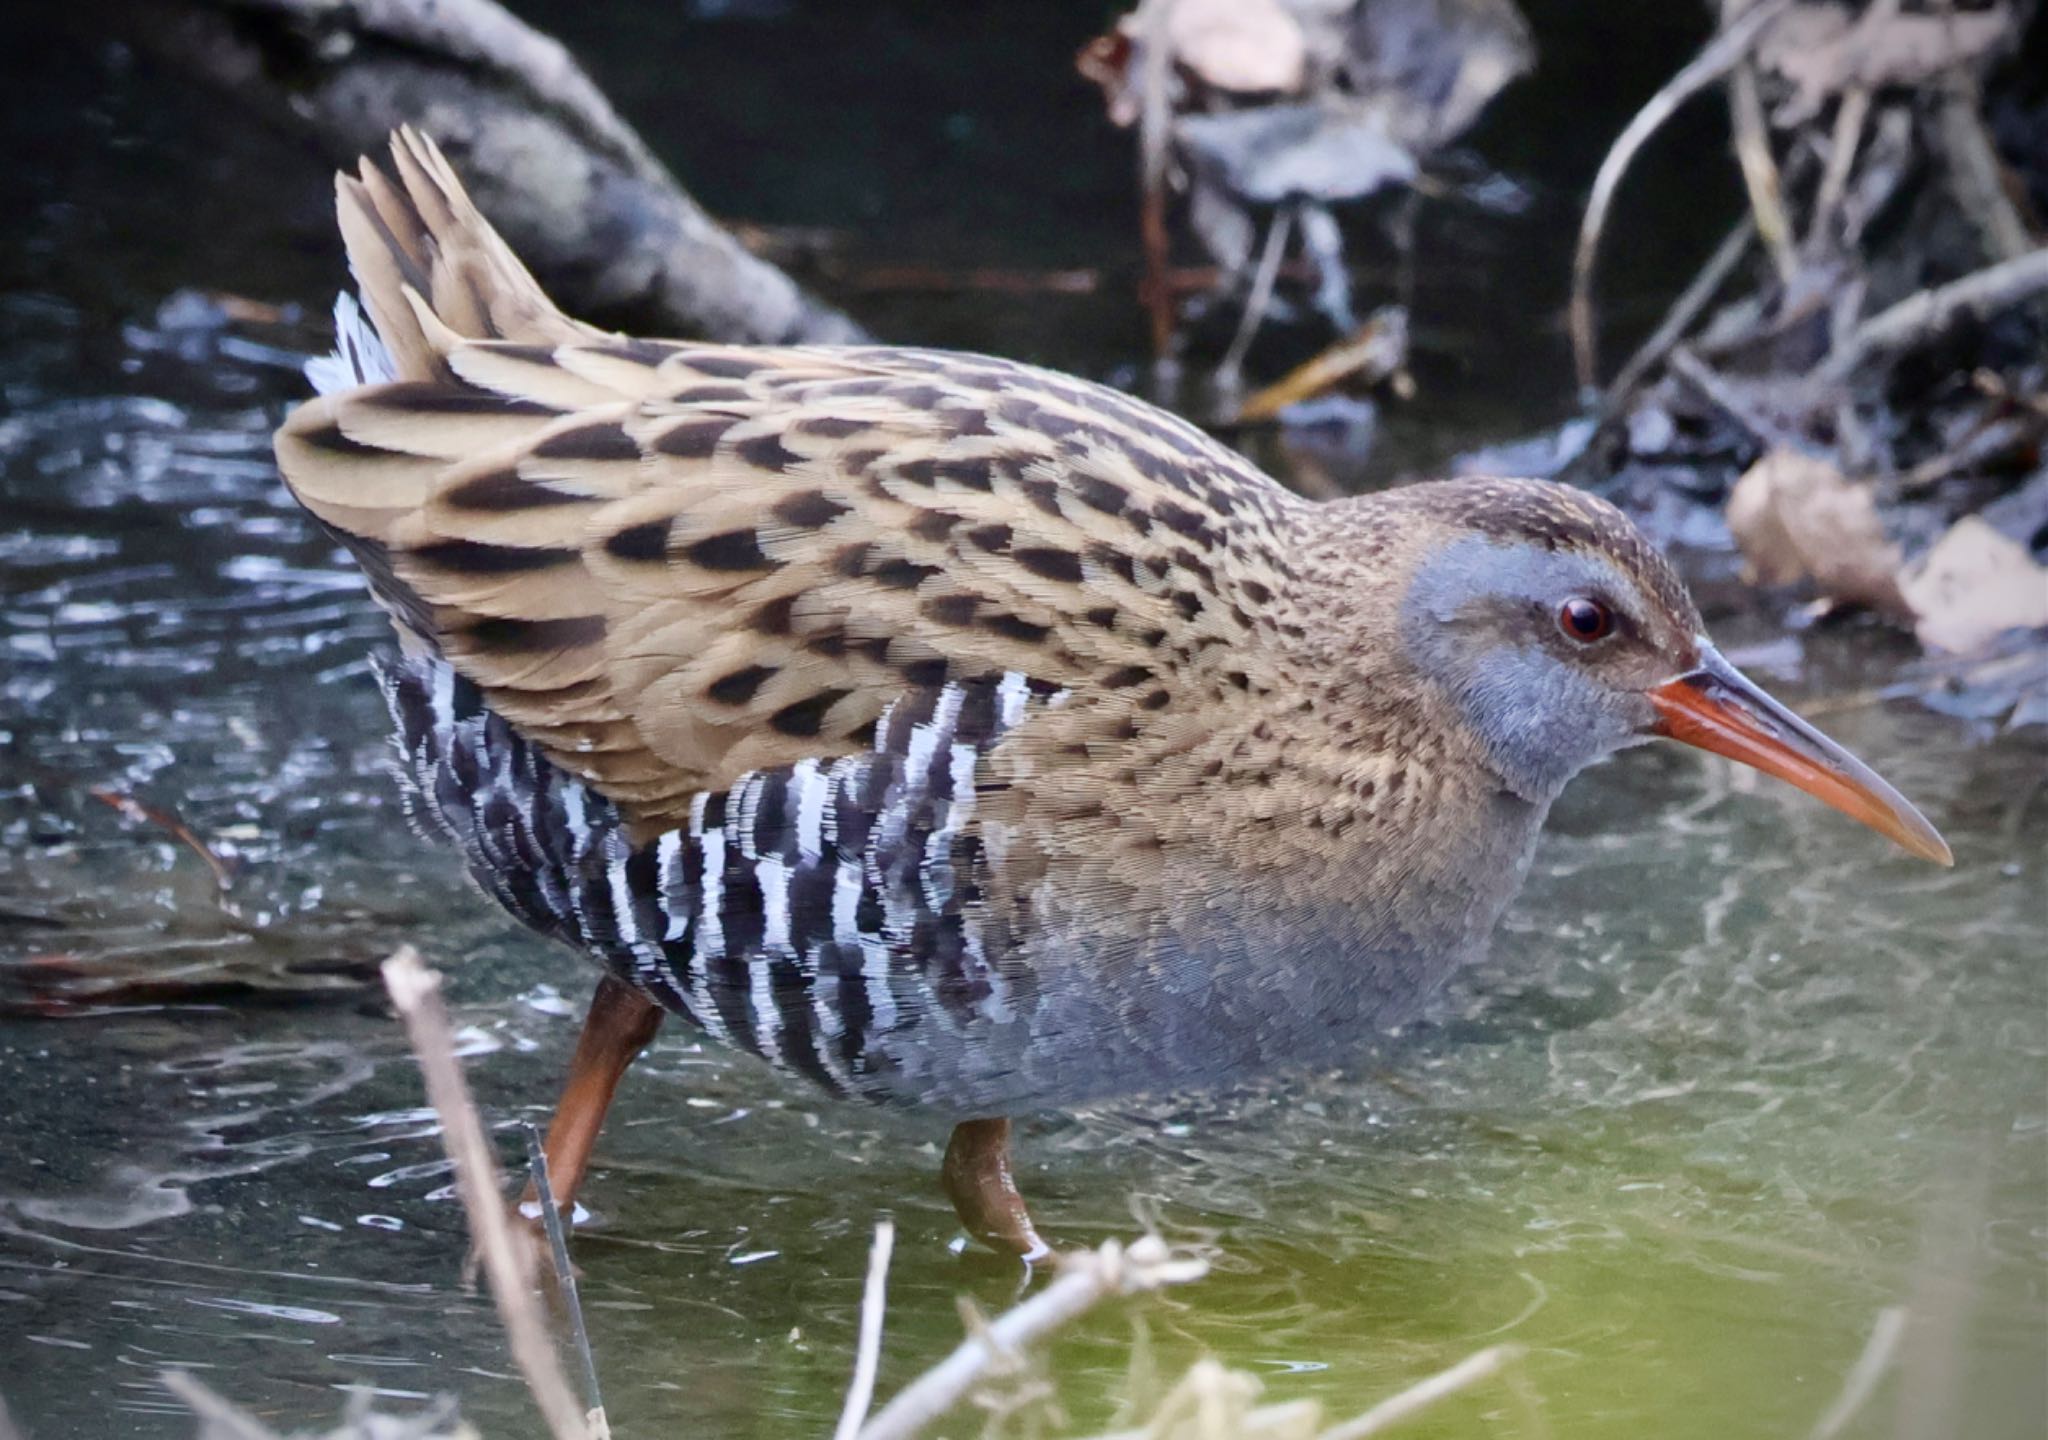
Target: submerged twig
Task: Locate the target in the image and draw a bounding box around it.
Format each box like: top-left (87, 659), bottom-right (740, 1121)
top-left (1570, 0), bottom-right (1797, 390)
top-left (858, 1236), bottom-right (1209, 1440)
top-left (382, 948), bottom-right (595, 1440)
top-left (1805, 1307), bottom-right (1908, 1440)
top-left (89, 788), bottom-right (238, 894)
top-left (834, 1220), bottom-right (897, 1440)
top-left (1315, 1345), bottom-right (1527, 1440)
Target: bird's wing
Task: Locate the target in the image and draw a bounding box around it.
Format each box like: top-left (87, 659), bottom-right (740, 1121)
top-left (278, 132), bottom-right (1307, 836)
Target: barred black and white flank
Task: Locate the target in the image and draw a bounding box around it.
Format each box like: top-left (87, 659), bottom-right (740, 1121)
top-left (379, 653), bottom-right (1061, 1106)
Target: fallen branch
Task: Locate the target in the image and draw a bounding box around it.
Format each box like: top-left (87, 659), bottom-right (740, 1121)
top-left (382, 948), bottom-right (598, 1440)
top-left (105, 0), bottom-right (864, 346)
top-left (858, 1236), bottom-right (1210, 1440)
top-left (1569, 0), bottom-right (1798, 390)
top-left (1817, 246), bottom-right (2048, 385)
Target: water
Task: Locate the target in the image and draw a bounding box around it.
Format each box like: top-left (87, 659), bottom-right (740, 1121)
top-left (2, 5), bottom-right (2043, 1437)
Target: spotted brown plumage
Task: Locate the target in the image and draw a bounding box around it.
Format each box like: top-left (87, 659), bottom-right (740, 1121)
top-left (278, 130), bottom-right (1949, 1257)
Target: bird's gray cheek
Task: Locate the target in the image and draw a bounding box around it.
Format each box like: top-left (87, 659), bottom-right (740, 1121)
top-left (1616, 690), bottom-right (1659, 738)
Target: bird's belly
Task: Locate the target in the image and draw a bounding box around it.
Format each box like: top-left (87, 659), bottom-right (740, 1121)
top-left (852, 906), bottom-right (1481, 1115)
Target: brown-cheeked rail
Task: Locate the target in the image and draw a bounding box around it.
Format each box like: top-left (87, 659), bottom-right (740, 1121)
top-left (276, 130), bottom-right (1951, 1263)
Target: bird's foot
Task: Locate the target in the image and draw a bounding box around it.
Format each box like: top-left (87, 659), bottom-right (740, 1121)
top-left (942, 1117), bottom-right (1051, 1263)
top-left (461, 1198), bottom-right (586, 1291)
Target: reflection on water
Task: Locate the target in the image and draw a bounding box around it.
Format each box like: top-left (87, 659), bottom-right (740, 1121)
top-left (1, 6), bottom-right (2044, 1437)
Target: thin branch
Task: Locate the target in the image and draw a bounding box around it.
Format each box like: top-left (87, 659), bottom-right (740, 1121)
top-left (1315, 1345), bottom-right (1527, 1440)
top-left (1216, 207), bottom-right (1294, 391)
top-left (858, 1236), bottom-right (1209, 1440)
top-left (1937, 83), bottom-right (2036, 265)
top-left (1668, 345), bottom-right (1805, 449)
top-left (525, 1125), bottom-right (606, 1435)
top-left (1601, 215), bottom-right (1756, 414)
top-left (1570, 0), bottom-right (1798, 390)
top-left (1818, 246), bottom-right (2048, 385)
top-left (1137, 0), bottom-right (1181, 363)
top-left (1726, 48), bottom-right (1796, 281)
top-left (382, 948), bottom-right (592, 1440)
top-left (1806, 1307), bottom-right (1909, 1440)
top-left (1809, 86), bottom-right (1874, 256)
top-left (833, 1220), bottom-right (897, 1440)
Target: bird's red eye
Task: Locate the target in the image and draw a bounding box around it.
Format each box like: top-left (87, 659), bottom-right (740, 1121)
top-left (1558, 597), bottom-right (1613, 643)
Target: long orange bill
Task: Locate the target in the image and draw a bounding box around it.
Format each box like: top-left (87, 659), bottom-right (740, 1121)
top-left (1647, 647), bottom-right (1952, 866)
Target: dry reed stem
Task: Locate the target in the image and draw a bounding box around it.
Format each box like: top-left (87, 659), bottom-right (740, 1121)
top-left (381, 947), bottom-right (594, 1440)
top-left (858, 1236), bottom-right (1209, 1440)
top-left (1314, 1344), bottom-right (1527, 1440)
top-left (1726, 47), bottom-right (1795, 281)
top-left (1806, 1307), bottom-right (1908, 1440)
top-left (834, 1219), bottom-right (897, 1440)
top-left (1569, 0), bottom-right (1797, 390)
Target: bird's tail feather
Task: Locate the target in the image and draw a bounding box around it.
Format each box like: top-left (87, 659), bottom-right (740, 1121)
top-left (332, 126), bottom-right (595, 382)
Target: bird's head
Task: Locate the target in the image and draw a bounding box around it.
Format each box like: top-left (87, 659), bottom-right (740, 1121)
top-left (1381, 478), bottom-right (1950, 865)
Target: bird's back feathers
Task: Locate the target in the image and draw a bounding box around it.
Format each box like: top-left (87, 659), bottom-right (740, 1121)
top-left (278, 130), bottom-right (1311, 837)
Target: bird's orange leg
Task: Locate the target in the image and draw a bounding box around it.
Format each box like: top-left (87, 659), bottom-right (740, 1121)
top-left (942, 1117), bottom-right (1050, 1261)
top-left (522, 974), bottom-right (664, 1221)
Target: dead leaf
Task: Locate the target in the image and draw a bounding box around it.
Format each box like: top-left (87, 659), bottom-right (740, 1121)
top-left (1899, 517), bottom-right (2048, 655)
top-left (1078, 0), bottom-right (1306, 127)
top-left (1168, 0), bottom-right (1307, 95)
top-left (1727, 449), bottom-right (1911, 616)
